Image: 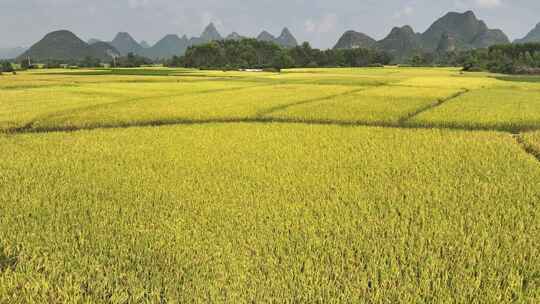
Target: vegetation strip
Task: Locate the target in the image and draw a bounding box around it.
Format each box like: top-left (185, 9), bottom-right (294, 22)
top-left (256, 87), bottom-right (372, 117)
top-left (398, 89), bottom-right (470, 125)
top-left (5, 117), bottom-right (540, 136)
top-left (2, 83), bottom-right (271, 134)
top-left (513, 134), bottom-right (540, 163)
top-left (405, 87), bottom-right (540, 132)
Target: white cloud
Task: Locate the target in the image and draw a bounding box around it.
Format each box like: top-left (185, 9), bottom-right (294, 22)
top-left (393, 5), bottom-right (414, 19)
top-left (474, 0), bottom-right (502, 8)
top-left (128, 0), bottom-right (149, 9)
top-left (304, 13), bottom-right (337, 34)
top-left (454, 0), bottom-right (503, 9)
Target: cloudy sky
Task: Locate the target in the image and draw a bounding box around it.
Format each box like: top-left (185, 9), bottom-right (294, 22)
top-left (1, 0), bottom-right (539, 49)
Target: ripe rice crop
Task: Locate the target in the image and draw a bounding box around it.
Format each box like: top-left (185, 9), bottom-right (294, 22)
top-left (0, 79), bottom-right (258, 132)
top-left (396, 73), bottom-right (499, 90)
top-left (408, 87), bottom-right (540, 132)
top-left (0, 81), bottom-right (356, 132)
top-left (1, 124), bottom-right (539, 303)
top-left (522, 131), bottom-right (540, 158)
top-left (1, 67), bottom-right (539, 303)
top-left (264, 85), bottom-right (461, 125)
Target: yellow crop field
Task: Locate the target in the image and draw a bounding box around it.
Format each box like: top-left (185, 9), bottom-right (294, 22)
top-left (409, 87), bottom-right (540, 131)
top-left (0, 67), bottom-right (539, 303)
top-left (523, 131), bottom-right (540, 158)
top-left (264, 85), bottom-right (462, 124)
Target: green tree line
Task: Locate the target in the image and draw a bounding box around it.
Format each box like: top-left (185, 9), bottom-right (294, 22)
top-left (167, 39), bottom-right (393, 70)
top-left (0, 60), bottom-right (14, 74)
top-left (409, 43), bottom-right (540, 74)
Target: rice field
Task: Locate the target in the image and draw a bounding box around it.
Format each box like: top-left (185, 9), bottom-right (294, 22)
top-left (0, 67), bottom-right (539, 303)
top-left (522, 131), bottom-right (540, 159)
top-left (408, 87), bottom-right (540, 132)
top-left (264, 85), bottom-right (462, 125)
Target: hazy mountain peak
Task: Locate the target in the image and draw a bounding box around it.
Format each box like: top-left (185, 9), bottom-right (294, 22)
top-left (464, 10), bottom-right (476, 18)
top-left (280, 27), bottom-right (292, 36)
top-left (226, 32), bottom-right (244, 41)
top-left (389, 25), bottom-right (417, 36)
top-left (88, 38), bottom-right (102, 45)
top-left (400, 25), bottom-right (416, 34)
top-left (421, 10), bottom-right (508, 50)
top-left (201, 23), bottom-right (223, 41)
top-left (19, 29), bottom-right (115, 61)
top-left (277, 27), bottom-right (298, 47)
top-left (89, 41), bottom-right (120, 58)
top-left (111, 32), bottom-right (143, 55)
top-left (163, 34), bottom-right (180, 40)
top-left (333, 31), bottom-right (376, 49)
top-left (47, 30), bottom-right (78, 39)
top-left (141, 34), bottom-right (188, 59)
top-left (377, 25), bottom-right (422, 61)
top-left (515, 22), bottom-right (540, 44)
top-left (257, 31), bottom-right (276, 42)
top-left (114, 32), bottom-right (134, 40)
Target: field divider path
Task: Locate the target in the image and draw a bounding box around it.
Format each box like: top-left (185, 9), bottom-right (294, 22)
top-left (512, 133), bottom-right (540, 164)
top-left (397, 89), bottom-right (470, 126)
top-left (4, 84), bottom-right (540, 141)
top-left (5, 116), bottom-right (540, 137)
top-left (255, 87), bottom-right (372, 118)
top-left (3, 83), bottom-right (272, 134)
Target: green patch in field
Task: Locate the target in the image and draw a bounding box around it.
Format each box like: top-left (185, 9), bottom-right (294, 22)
top-left (45, 68), bottom-right (197, 77)
top-left (0, 246), bottom-right (17, 273)
top-left (496, 75), bottom-right (540, 83)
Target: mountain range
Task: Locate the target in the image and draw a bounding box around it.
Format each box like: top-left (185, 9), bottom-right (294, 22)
top-left (18, 30), bottom-right (120, 62)
top-left (256, 28), bottom-right (298, 48)
top-left (514, 23), bottom-right (540, 44)
top-left (142, 34), bottom-right (189, 59)
top-left (110, 32), bottom-right (144, 56)
top-left (334, 11), bottom-right (514, 61)
top-left (79, 24), bottom-right (298, 60)
top-left (11, 11), bottom-right (540, 63)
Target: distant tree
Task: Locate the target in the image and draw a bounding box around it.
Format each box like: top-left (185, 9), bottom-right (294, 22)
top-left (43, 60), bottom-right (62, 69)
top-left (288, 42), bottom-right (314, 67)
top-left (177, 38), bottom-right (391, 70)
top-left (20, 58), bottom-right (32, 70)
top-left (167, 55), bottom-right (184, 67)
top-left (534, 52), bottom-right (540, 68)
top-left (271, 50), bottom-right (294, 71)
top-left (410, 52), bottom-right (435, 67)
top-left (444, 43), bottom-right (540, 74)
top-left (79, 56), bottom-right (101, 68)
top-left (113, 52), bottom-right (152, 68)
top-left (1, 60), bottom-right (14, 72)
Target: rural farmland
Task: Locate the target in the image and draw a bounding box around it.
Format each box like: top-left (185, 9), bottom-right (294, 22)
top-left (0, 67), bottom-right (539, 302)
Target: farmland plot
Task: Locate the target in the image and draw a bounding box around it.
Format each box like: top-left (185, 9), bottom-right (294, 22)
top-left (408, 87), bottom-right (540, 132)
top-left (0, 67), bottom-right (539, 303)
top-left (263, 85), bottom-right (462, 125)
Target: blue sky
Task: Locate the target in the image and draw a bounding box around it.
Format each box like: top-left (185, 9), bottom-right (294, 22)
top-left (1, 0), bottom-right (539, 48)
